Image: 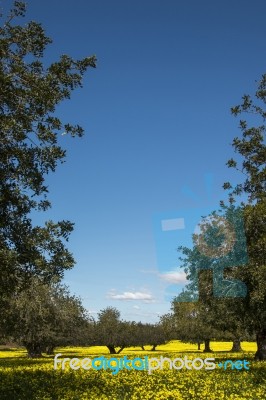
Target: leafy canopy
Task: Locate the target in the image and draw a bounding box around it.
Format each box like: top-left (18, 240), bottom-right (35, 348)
top-left (0, 2), bottom-right (96, 293)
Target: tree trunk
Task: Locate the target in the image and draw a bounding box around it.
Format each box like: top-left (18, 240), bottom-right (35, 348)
top-left (107, 345), bottom-right (117, 354)
top-left (117, 346), bottom-right (125, 354)
top-left (255, 330), bottom-right (266, 360)
top-left (230, 338), bottom-right (242, 352)
top-left (151, 344), bottom-right (157, 351)
top-left (197, 342), bottom-right (201, 350)
top-left (46, 345), bottom-right (55, 355)
top-left (203, 339), bottom-right (212, 352)
top-left (25, 343), bottom-right (43, 358)
top-left (141, 346), bottom-right (145, 350)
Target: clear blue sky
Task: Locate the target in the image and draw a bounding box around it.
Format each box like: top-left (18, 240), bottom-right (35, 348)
top-left (11, 0), bottom-right (266, 322)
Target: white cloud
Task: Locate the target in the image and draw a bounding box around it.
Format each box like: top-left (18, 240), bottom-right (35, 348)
top-left (159, 271), bottom-right (188, 284)
top-left (133, 305), bottom-right (140, 309)
top-left (107, 290), bottom-right (154, 302)
top-left (161, 218), bottom-right (185, 231)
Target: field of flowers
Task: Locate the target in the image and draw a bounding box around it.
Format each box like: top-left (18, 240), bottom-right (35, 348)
top-left (0, 341), bottom-right (265, 399)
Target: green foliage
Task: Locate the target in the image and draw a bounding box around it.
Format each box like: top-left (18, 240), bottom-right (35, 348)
top-left (93, 308), bottom-right (168, 353)
top-left (0, 1), bottom-right (96, 306)
top-left (170, 74), bottom-right (266, 355)
top-left (224, 73), bottom-right (266, 359)
top-left (8, 278), bottom-right (90, 357)
top-left (223, 73), bottom-right (266, 204)
top-left (132, 322), bottom-right (167, 350)
top-left (94, 307), bottom-right (134, 353)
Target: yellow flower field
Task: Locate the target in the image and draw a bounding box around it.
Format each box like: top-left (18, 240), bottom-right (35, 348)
top-left (0, 341), bottom-right (265, 400)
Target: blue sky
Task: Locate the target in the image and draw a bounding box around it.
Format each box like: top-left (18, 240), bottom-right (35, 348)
top-left (11, 0), bottom-right (266, 322)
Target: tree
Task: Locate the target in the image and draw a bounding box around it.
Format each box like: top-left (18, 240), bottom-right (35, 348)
top-left (92, 308), bottom-right (168, 354)
top-left (94, 307), bottom-right (130, 354)
top-left (144, 323), bottom-right (168, 351)
top-left (160, 313), bottom-right (177, 342)
top-left (222, 73), bottom-right (266, 359)
top-left (0, 1), bottom-right (96, 317)
top-left (8, 278), bottom-right (90, 357)
top-left (170, 203), bottom-right (251, 351)
top-left (122, 321), bottom-right (169, 351)
top-left (223, 74), bottom-right (266, 205)
top-left (169, 71), bottom-right (266, 357)
top-left (171, 290), bottom-right (230, 352)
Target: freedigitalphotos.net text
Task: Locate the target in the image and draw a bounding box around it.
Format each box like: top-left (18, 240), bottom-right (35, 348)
top-left (54, 354), bottom-right (249, 375)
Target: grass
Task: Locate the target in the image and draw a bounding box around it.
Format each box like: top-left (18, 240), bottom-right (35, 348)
top-left (0, 341), bottom-right (265, 399)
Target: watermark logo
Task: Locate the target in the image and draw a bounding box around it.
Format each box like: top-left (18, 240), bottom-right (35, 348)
top-left (217, 359), bottom-right (250, 370)
top-left (54, 354), bottom-right (250, 374)
top-left (152, 174), bottom-right (248, 301)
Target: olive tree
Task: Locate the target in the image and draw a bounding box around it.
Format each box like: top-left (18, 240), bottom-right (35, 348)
top-left (0, 1), bottom-right (96, 328)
